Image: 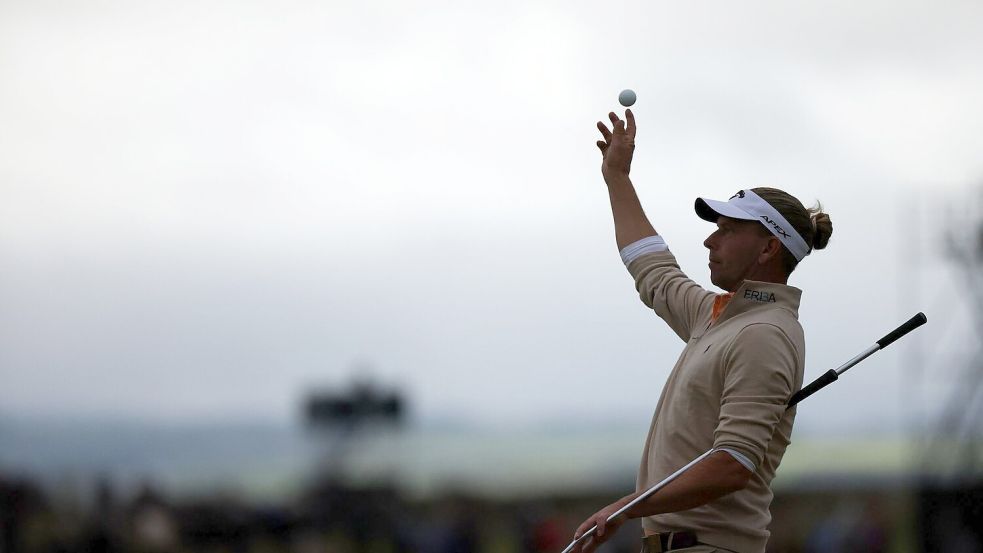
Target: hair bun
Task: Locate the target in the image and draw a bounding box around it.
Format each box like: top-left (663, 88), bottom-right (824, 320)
top-left (811, 211), bottom-right (833, 250)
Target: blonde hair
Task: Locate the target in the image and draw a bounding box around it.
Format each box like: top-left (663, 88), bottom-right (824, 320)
top-left (751, 187), bottom-right (833, 274)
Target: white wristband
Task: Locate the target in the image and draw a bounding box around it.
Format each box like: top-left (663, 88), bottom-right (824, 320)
top-left (620, 235), bottom-right (668, 265)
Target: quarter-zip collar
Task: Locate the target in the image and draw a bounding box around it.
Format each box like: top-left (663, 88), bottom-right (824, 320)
top-left (711, 279), bottom-right (801, 328)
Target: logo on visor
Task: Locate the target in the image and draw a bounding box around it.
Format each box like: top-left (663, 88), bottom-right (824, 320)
top-left (760, 215), bottom-right (792, 239)
top-left (729, 190), bottom-right (746, 200)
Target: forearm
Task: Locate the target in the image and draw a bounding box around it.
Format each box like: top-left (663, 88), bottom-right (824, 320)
top-left (605, 172), bottom-right (657, 250)
top-left (572, 452), bottom-right (749, 551)
top-left (623, 451), bottom-right (751, 518)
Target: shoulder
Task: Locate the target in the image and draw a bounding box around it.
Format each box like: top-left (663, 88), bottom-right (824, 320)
top-left (723, 321), bottom-right (804, 370)
top-left (734, 322), bottom-right (797, 345)
top-left (740, 308), bottom-right (804, 348)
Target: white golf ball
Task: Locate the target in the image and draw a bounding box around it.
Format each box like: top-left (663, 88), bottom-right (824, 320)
top-left (619, 89), bottom-right (636, 107)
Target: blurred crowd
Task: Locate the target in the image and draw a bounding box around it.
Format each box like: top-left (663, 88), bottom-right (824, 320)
top-left (2, 472), bottom-right (980, 553)
top-left (0, 472), bottom-right (635, 553)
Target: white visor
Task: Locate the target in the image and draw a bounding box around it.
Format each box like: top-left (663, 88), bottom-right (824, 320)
top-left (695, 189), bottom-right (811, 261)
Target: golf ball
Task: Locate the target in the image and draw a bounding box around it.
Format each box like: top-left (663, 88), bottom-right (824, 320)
top-left (619, 89), bottom-right (636, 107)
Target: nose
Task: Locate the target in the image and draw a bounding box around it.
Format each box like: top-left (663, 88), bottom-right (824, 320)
top-left (704, 232), bottom-right (715, 250)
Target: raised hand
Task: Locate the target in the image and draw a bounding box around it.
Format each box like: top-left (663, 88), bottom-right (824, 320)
top-left (595, 109), bottom-right (636, 179)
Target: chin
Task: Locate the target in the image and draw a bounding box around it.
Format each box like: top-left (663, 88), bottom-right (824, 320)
top-left (710, 273), bottom-right (736, 292)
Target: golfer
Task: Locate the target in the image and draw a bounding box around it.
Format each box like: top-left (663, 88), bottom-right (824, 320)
top-left (572, 110), bottom-right (833, 553)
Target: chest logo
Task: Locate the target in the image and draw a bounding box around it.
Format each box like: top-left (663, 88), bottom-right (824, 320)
top-left (744, 289), bottom-right (777, 303)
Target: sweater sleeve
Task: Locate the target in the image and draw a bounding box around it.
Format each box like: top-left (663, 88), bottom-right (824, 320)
top-left (712, 323), bottom-right (798, 470)
top-left (626, 250), bottom-right (715, 342)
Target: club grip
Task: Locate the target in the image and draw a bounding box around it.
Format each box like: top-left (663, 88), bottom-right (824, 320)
top-left (875, 312), bottom-right (927, 349)
top-left (787, 369), bottom-right (838, 408)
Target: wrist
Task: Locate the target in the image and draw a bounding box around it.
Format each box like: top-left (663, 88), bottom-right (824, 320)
top-left (603, 170), bottom-right (631, 187)
top-left (617, 495), bottom-right (639, 520)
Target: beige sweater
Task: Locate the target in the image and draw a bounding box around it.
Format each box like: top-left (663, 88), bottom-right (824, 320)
top-left (628, 250), bottom-right (805, 553)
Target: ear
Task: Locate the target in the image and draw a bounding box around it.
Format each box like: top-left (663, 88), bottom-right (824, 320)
top-left (758, 236), bottom-right (783, 265)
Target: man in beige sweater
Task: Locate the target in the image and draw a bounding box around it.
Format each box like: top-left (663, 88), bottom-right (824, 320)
top-left (572, 110), bottom-right (833, 553)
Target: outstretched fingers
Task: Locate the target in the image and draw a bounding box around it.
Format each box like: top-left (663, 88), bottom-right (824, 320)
top-left (598, 109), bottom-right (636, 156)
top-left (596, 120), bottom-right (612, 141)
top-left (608, 111), bottom-right (625, 133)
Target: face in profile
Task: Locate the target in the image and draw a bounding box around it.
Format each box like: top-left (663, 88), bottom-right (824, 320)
top-left (703, 217), bottom-right (774, 292)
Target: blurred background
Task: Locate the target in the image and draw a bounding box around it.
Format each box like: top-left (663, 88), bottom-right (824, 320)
top-left (1, 0), bottom-right (982, 551)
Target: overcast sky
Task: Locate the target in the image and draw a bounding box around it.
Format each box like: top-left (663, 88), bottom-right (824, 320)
top-left (1, 0), bottom-right (981, 435)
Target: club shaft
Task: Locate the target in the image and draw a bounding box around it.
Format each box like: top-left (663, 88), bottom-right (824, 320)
top-left (787, 344), bottom-right (879, 408)
top-left (834, 344), bottom-right (879, 376)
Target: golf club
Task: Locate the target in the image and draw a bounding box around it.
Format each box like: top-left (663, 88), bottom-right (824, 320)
top-left (562, 311), bottom-right (928, 553)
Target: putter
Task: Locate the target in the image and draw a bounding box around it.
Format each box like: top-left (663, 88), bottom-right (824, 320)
top-left (562, 312), bottom-right (927, 553)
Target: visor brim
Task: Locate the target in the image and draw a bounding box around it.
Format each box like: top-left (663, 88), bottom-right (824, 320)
top-left (694, 197), bottom-right (758, 223)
